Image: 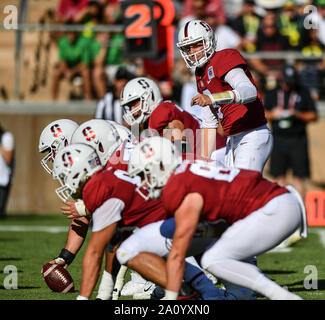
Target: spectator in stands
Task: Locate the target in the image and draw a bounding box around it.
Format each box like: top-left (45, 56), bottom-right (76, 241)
top-left (88, 2), bottom-right (124, 99)
top-left (232, 0), bottom-right (262, 52)
top-left (248, 12), bottom-right (291, 88)
top-left (94, 66), bottom-right (135, 124)
top-left (181, 0), bottom-right (226, 25)
top-left (56, 0), bottom-right (90, 23)
top-left (73, 0), bottom-right (103, 41)
top-left (51, 29), bottom-right (92, 100)
top-left (296, 28), bottom-right (325, 101)
top-left (277, 0), bottom-right (303, 49)
top-left (73, 0), bottom-right (102, 24)
top-left (203, 2), bottom-right (241, 51)
top-left (178, 0), bottom-right (210, 28)
top-left (264, 65), bottom-right (318, 200)
top-left (314, 0), bottom-right (325, 46)
top-left (0, 123), bottom-right (15, 220)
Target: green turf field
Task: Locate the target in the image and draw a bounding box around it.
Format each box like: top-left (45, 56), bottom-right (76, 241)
top-left (0, 214), bottom-right (324, 300)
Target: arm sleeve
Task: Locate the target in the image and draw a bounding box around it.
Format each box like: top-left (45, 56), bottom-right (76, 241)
top-left (92, 198), bottom-right (125, 232)
top-left (224, 68), bottom-right (257, 104)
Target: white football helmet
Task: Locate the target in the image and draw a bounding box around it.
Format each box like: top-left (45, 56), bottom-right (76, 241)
top-left (106, 120), bottom-right (138, 145)
top-left (53, 143), bottom-right (102, 202)
top-left (128, 136), bottom-right (182, 200)
top-left (70, 119), bottom-right (121, 166)
top-left (38, 119), bottom-right (79, 175)
top-left (120, 77), bottom-right (163, 126)
top-left (177, 20), bottom-right (216, 69)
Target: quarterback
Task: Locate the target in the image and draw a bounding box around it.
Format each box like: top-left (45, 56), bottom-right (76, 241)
top-left (177, 19), bottom-right (273, 172)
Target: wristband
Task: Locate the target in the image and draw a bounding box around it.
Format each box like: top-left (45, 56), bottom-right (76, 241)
top-left (58, 248), bottom-right (75, 265)
top-left (75, 199), bottom-right (87, 216)
top-left (211, 91), bottom-right (235, 104)
top-left (164, 290), bottom-right (178, 300)
top-left (76, 295), bottom-right (88, 300)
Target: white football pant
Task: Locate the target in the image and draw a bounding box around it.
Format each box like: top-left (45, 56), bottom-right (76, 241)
top-left (116, 220), bottom-right (214, 265)
top-left (200, 192), bottom-right (303, 300)
top-left (224, 124), bottom-right (273, 173)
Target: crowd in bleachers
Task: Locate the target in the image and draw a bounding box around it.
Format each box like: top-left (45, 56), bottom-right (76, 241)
top-left (50, 0), bottom-right (325, 103)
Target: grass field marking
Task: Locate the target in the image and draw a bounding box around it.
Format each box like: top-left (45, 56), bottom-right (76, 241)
top-left (311, 228), bottom-right (325, 249)
top-left (0, 225), bottom-right (69, 233)
top-left (266, 247), bottom-right (293, 254)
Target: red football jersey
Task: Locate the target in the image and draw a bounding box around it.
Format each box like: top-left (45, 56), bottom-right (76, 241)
top-left (149, 100), bottom-right (226, 154)
top-left (162, 160), bottom-right (288, 225)
top-left (83, 167), bottom-right (167, 228)
top-left (195, 49), bottom-right (267, 136)
top-left (149, 100), bottom-right (200, 154)
top-left (106, 140), bottom-right (133, 171)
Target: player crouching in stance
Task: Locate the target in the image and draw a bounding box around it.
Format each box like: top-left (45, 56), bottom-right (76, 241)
top-left (52, 143), bottom-right (225, 300)
top-left (127, 136), bottom-right (307, 300)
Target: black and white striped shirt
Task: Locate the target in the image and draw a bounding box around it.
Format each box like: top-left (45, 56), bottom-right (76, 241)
top-left (94, 92), bottom-right (123, 124)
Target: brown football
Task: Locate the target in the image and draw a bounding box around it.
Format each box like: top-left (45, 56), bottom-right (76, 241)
top-left (42, 263), bottom-right (74, 293)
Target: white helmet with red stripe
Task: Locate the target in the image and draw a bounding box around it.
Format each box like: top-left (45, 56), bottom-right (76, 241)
top-left (177, 19), bottom-right (216, 69)
top-left (39, 119), bottom-right (79, 175)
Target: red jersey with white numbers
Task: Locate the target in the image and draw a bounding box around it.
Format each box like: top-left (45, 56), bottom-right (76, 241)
top-left (149, 100), bottom-right (226, 154)
top-left (162, 160), bottom-right (288, 225)
top-left (83, 167), bottom-right (167, 228)
top-left (195, 49), bottom-right (267, 136)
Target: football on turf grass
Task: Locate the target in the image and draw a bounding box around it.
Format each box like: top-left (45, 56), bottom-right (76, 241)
top-left (42, 263), bottom-right (75, 293)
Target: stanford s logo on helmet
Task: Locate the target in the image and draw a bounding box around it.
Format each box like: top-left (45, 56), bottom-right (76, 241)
top-left (141, 144), bottom-right (155, 159)
top-left (50, 124), bottom-right (63, 138)
top-left (62, 152), bottom-right (73, 168)
top-left (82, 126), bottom-right (96, 142)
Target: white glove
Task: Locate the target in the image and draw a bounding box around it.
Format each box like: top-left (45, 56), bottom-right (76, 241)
top-left (200, 105), bottom-right (219, 128)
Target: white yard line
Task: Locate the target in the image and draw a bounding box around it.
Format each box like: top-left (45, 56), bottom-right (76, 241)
top-left (0, 225), bottom-right (69, 233)
top-left (310, 228), bottom-right (325, 249)
top-left (266, 247), bottom-right (293, 254)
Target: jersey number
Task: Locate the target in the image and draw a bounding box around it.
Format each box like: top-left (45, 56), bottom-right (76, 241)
top-left (189, 162), bottom-right (239, 182)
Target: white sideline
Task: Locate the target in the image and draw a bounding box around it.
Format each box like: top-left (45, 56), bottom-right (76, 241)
top-left (0, 225), bottom-right (69, 233)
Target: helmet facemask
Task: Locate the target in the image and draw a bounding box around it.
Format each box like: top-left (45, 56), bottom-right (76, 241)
top-left (122, 94), bottom-right (151, 127)
top-left (53, 144), bottom-right (102, 202)
top-left (40, 137), bottom-right (66, 175)
top-left (177, 37), bottom-right (215, 69)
